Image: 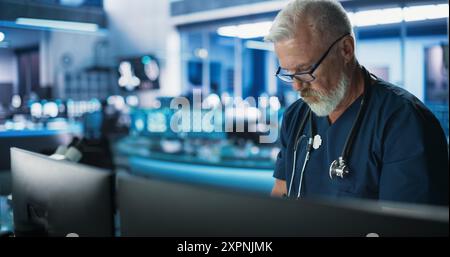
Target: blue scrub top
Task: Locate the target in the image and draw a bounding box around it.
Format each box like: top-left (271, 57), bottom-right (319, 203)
top-left (274, 78), bottom-right (449, 205)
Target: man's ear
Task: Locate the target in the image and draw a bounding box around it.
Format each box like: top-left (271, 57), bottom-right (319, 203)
top-left (340, 36), bottom-right (355, 64)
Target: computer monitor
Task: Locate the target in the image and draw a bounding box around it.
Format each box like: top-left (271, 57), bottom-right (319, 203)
top-left (117, 172), bottom-right (448, 237)
top-left (11, 147), bottom-right (115, 237)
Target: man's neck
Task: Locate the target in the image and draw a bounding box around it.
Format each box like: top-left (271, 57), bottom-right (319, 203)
top-left (328, 66), bottom-right (365, 124)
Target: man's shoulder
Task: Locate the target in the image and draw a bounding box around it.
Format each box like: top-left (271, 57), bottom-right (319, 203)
top-left (371, 80), bottom-right (431, 117)
top-left (372, 80), bottom-right (422, 107)
top-left (370, 79), bottom-right (441, 130)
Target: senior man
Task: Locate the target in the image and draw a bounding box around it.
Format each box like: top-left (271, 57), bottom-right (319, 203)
top-left (266, 0), bottom-right (448, 205)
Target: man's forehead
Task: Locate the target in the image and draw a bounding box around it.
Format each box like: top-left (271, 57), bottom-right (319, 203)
top-left (274, 37), bottom-right (318, 70)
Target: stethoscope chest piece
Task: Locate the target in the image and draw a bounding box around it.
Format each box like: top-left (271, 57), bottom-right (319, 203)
top-left (329, 157), bottom-right (350, 179)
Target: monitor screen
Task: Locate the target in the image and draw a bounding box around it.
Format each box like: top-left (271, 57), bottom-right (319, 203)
top-left (118, 55), bottom-right (160, 91)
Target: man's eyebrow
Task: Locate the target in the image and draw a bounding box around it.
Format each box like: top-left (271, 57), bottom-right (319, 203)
top-left (280, 63), bottom-right (310, 72)
top-left (295, 63), bottom-right (311, 70)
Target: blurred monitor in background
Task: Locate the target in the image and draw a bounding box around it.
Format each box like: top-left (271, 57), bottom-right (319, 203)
top-left (118, 55), bottom-right (160, 92)
top-left (425, 44), bottom-right (449, 104)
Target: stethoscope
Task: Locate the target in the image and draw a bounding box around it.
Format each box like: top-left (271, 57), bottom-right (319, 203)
top-left (287, 66), bottom-right (376, 199)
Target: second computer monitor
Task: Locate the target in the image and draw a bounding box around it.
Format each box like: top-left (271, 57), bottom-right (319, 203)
top-left (117, 172), bottom-right (448, 237)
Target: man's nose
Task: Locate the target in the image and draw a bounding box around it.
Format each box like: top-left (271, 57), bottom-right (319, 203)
top-left (292, 79), bottom-right (306, 91)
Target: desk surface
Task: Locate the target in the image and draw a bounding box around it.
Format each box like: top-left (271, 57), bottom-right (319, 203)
top-left (113, 136), bottom-right (275, 194)
top-left (114, 136), bottom-right (276, 170)
top-left (0, 122), bottom-right (82, 171)
top-left (0, 123), bottom-right (82, 138)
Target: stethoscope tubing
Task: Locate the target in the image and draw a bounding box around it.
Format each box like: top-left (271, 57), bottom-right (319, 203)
top-left (287, 66), bottom-right (375, 199)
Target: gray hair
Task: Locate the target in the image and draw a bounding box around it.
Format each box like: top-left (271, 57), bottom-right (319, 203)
top-left (264, 0), bottom-right (353, 44)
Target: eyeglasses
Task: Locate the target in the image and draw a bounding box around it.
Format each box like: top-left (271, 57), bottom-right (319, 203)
top-left (276, 33), bottom-right (350, 83)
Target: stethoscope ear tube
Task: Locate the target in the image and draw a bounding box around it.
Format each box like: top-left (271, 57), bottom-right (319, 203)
top-left (287, 109), bottom-right (311, 198)
top-left (296, 137), bottom-right (313, 198)
top-left (329, 66), bottom-right (372, 179)
top-left (287, 135), bottom-right (307, 198)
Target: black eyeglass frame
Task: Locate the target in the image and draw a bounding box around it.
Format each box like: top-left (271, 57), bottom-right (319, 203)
top-left (276, 33), bottom-right (351, 83)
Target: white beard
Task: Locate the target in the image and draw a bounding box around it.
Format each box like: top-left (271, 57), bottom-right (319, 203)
top-left (303, 73), bottom-right (349, 117)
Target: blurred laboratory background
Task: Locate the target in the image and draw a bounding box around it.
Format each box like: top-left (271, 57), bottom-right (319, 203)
top-left (0, 0), bottom-right (448, 235)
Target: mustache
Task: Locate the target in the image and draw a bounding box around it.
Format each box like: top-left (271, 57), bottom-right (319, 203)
top-left (300, 88), bottom-right (323, 98)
